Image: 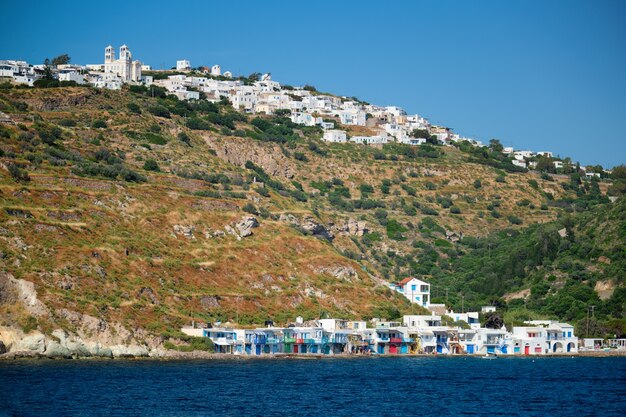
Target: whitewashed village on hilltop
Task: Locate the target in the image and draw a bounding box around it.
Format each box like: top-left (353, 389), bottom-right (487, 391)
top-left (0, 45), bottom-right (612, 177)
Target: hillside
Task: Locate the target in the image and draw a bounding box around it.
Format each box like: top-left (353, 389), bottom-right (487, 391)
top-left (0, 85), bottom-right (624, 354)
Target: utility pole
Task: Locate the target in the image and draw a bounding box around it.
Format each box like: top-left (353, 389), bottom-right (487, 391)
top-left (586, 306), bottom-right (590, 338)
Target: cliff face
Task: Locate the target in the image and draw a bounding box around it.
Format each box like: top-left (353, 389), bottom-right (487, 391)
top-left (0, 86), bottom-right (619, 356)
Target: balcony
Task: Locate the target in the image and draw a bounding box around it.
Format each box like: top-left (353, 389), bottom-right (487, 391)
top-left (390, 337), bottom-right (403, 343)
top-left (284, 337), bottom-right (296, 343)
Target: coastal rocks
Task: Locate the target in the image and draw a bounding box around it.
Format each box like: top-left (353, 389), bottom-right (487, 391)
top-left (0, 341), bottom-right (6, 354)
top-left (109, 344), bottom-right (149, 358)
top-left (13, 332), bottom-right (46, 353)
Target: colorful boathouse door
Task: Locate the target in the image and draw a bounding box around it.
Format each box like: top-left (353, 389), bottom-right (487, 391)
top-left (524, 345), bottom-right (530, 355)
top-left (389, 344), bottom-right (398, 354)
top-left (255, 345), bottom-right (261, 355)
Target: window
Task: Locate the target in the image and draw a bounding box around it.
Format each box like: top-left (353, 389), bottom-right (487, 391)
top-left (411, 285), bottom-right (416, 291)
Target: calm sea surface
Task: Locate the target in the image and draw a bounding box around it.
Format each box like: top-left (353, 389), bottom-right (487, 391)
top-left (1, 356), bottom-right (625, 416)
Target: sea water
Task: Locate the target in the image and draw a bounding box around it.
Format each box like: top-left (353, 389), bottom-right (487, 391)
top-left (1, 356), bottom-right (625, 416)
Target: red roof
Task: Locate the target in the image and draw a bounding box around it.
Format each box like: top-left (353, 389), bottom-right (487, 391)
top-left (398, 277), bottom-right (415, 285)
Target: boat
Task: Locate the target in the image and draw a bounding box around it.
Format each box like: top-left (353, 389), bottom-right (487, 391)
top-left (482, 353), bottom-right (498, 359)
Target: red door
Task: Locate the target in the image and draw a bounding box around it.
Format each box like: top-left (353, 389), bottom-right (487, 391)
top-left (293, 345), bottom-right (298, 354)
top-left (524, 345), bottom-right (530, 355)
top-left (390, 344), bottom-right (398, 354)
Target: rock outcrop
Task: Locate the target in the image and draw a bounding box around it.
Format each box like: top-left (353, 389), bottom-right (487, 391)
top-left (334, 218), bottom-right (368, 237)
top-left (225, 216), bottom-right (259, 240)
top-left (280, 214), bottom-right (334, 241)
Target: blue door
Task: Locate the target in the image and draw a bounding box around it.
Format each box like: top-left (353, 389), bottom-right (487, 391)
top-left (437, 345), bottom-right (442, 354)
top-left (467, 345), bottom-right (474, 354)
top-left (255, 345), bottom-right (261, 355)
top-left (487, 346), bottom-right (495, 354)
top-left (377, 345), bottom-right (385, 354)
top-left (400, 345), bottom-right (408, 354)
top-left (245, 345), bottom-right (252, 355)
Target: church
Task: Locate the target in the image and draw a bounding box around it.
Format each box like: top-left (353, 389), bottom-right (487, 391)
top-left (104, 44), bottom-right (142, 82)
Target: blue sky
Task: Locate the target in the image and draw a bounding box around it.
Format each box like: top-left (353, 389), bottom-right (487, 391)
top-left (2, 0), bottom-right (625, 167)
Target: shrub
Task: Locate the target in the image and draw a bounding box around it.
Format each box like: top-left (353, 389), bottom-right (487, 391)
top-left (127, 102), bottom-right (141, 114)
top-left (359, 183), bottom-right (374, 195)
top-left (242, 203), bottom-right (258, 215)
top-left (528, 179), bottom-right (539, 189)
top-left (507, 215), bottom-right (523, 225)
top-left (148, 105), bottom-right (171, 118)
top-left (386, 219), bottom-right (407, 241)
top-left (425, 181), bottom-right (436, 190)
top-left (421, 206), bottom-right (439, 216)
top-left (92, 119), bottom-right (107, 129)
top-left (450, 206), bottom-right (461, 214)
top-left (495, 175), bottom-right (506, 183)
top-left (143, 159), bottom-right (160, 171)
top-left (473, 179), bottom-right (482, 189)
top-left (491, 210), bottom-right (502, 218)
top-left (7, 163), bottom-right (30, 182)
top-left (255, 187), bottom-right (270, 197)
top-left (294, 152), bottom-right (308, 162)
top-left (178, 131), bottom-right (191, 146)
top-left (186, 117), bottom-right (210, 130)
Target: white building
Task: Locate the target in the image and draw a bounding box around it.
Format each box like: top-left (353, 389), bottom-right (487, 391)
top-left (350, 135), bottom-right (388, 145)
top-left (58, 70), bottom-right (85, 84)
top-left (104, 44), bottom-right (142, 82)
top-left (322, 129), bottom-right (347, 143)
top-left (211, 65), bottom-right (221, 76)
top-left (392, 277), bottom-right (430, 307)
top-left (176, 60), bottom-right (191, 71)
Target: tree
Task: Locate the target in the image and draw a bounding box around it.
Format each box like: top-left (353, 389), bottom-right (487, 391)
top-left (42, 58), bottom-right (53, 80)
top-left (489, 139), bottom-right (504, 152)
top-left (610, 164), bottom-right (626, 180)
top-left (536, 155), bottom-right (555, 173)
top-left (483, 313), bottom-right (504, 329)
top-left (51, 54), bottom-right (71, 66)
top-left (411, 129), bottom-right (430, 139)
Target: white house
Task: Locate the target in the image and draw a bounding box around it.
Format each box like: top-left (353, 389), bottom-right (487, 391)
top-left (322, 129), bottom-right (347, 143)
top-left (350, 135), bottom-right (388, 145)
top-left (211, 65), bottom-right (221, 76)
top-left (392, 277), bottom-right (430, 307)
top-left (58, 70), bottom-right (85, 84)
top-left (512, 159), bottom-right (527, 168)
top-left (176, 60), bottom-right (191, 71)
